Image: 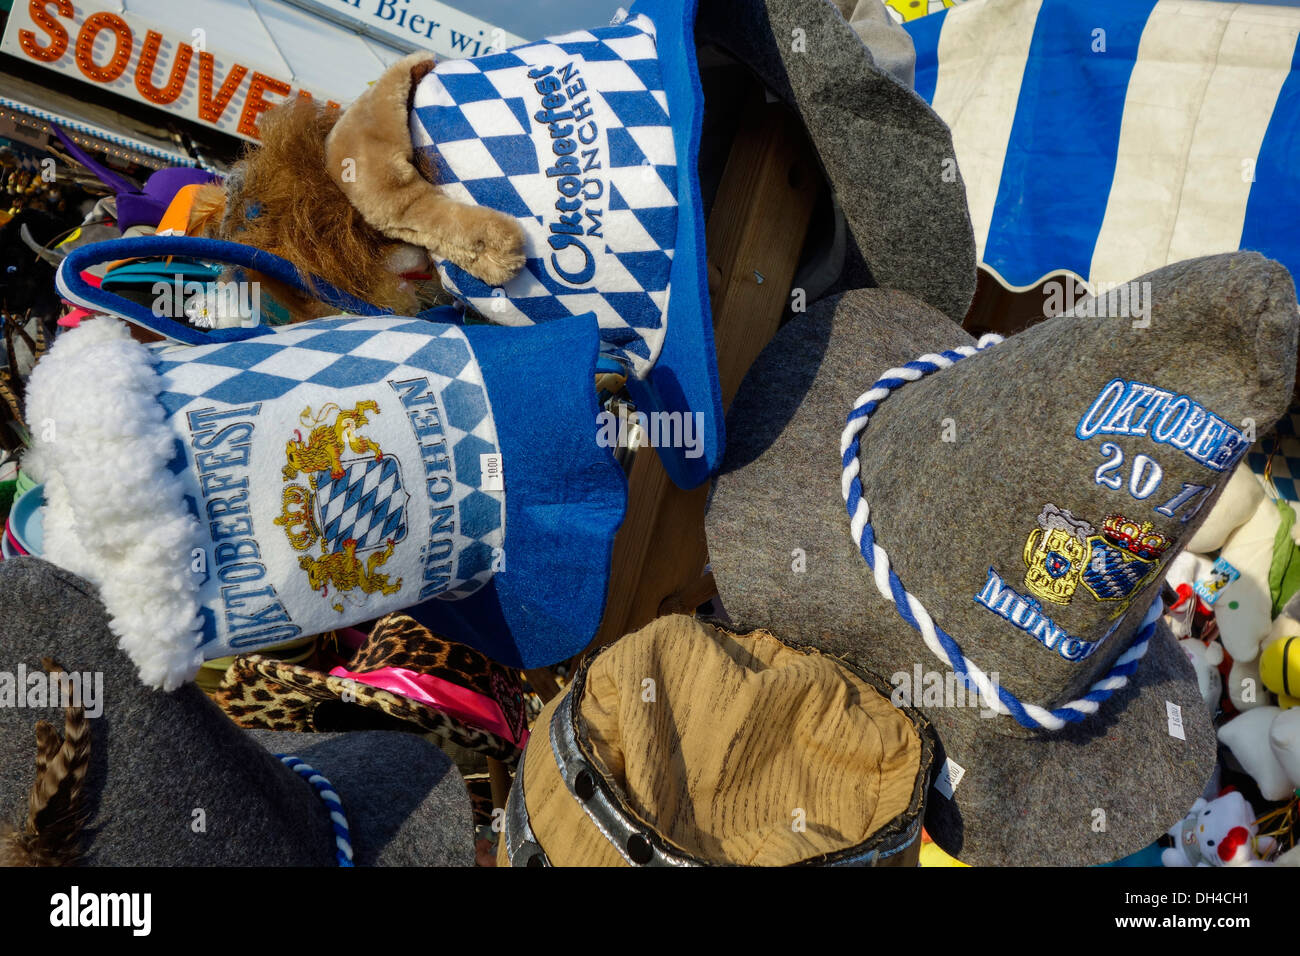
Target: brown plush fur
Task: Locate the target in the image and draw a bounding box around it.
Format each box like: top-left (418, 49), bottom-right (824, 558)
top-left (0, 660), bottom-right (91, 867)
top-left (192, 97), bottom-right (420, 320)
top-left (192, 53), bottom-right (526, 322)
top-left (325, 53), bottom-right (526, 287)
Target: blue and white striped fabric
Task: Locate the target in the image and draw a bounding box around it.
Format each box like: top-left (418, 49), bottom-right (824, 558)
top-left (905, 0), bottom-right (1300, 291)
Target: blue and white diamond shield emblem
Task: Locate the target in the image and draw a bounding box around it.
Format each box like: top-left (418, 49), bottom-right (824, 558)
top-left (313, 456), bottom-right (410, 553)
top-left (1081, 537), bottom-right (1156, 602)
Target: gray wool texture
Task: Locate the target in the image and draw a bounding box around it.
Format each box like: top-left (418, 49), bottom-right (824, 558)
top-left (833, 0), bottom-right (917, 88)
top-left (695, 0), bottom-right (977, 324)
top-left (0, 558), bottom-right (473, 866)
top-left (706, 253), bottom-right (1300, 866)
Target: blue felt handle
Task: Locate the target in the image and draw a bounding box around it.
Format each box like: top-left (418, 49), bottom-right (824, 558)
top-left (595, 354), bottom-right (629, 377)
top-left (56, 235), bottom-right (392, 345)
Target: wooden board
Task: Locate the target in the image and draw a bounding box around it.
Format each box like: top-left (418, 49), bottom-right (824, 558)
top-left (586, 92), bottom-right (820, 656)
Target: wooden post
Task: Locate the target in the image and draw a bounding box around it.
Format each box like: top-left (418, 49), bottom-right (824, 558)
top-left (487, 757), bottom-right (512, 817)
top-left (588, 92), bottom-right (820, 652)
top-left (523, 667), bottom-right (561, 703)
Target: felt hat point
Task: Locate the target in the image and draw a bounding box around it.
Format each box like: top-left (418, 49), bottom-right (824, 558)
top-left (0, 557), bottom-right (473, 866)
top-left (707, 253), bottom-right (1300, 865)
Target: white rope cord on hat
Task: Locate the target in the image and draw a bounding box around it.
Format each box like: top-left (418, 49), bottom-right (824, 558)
top-left (839, 335), bottom-right (1160, 732)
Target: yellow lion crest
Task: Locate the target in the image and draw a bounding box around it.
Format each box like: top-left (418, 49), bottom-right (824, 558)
top-left (283, 400), bottom-right (384, 482)
top-left (298, 538), bottom-right (402, 602)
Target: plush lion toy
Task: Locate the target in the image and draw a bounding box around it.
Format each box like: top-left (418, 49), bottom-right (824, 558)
top-left (191, 54), bottom-right (526, 320)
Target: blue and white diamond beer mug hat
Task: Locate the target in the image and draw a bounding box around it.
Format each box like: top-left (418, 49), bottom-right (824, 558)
top-left (53, 0), bottom-right (976, 493)
top-left (706, 252), bottom-right (1299, 866)
top-left (336, 0), bottom-right (975, 489)
top-left (29, 243), bottom-right (625, 689)
top-left (394, 0), bottom-right (720, 490)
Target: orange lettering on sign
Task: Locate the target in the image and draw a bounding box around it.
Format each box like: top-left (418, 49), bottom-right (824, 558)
top-left (295, 88), bottom-right (343, 111)
top-left (75, 11), bottom-right (133, 83)
top-left (197, 52), bottom-right (248, 123)
top-left (237, 71), bottom-right (292, 139)
top-left (18, 0), bottom-right (72, 62)
top-left (135, 30), bottom-right (193, 105)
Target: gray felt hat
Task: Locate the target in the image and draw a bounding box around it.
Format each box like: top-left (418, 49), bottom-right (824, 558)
top-left (695, 0), bottom-right (977, 323)
top-left (707, 252), bottom-right (1299, 866)
top-left (0, 557), bottom-right (472, 866)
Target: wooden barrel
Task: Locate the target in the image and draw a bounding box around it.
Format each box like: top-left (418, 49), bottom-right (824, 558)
top-left (501, 615), bottom-right (935, 867)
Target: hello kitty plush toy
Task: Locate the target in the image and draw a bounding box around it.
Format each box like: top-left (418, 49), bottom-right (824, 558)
top-left (1161, 789), bottom-right (1275, 866)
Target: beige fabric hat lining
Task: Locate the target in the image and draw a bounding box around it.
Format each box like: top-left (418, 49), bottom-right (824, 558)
top-left (516, 616), bottom-right (921, 866)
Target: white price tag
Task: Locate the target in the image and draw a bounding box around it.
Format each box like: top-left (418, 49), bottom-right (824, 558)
top-left (933, 757), bottom-right (965, 800)
top-left (480, 453), bottom-right (504, 492)
top-left (1166, 701), bottom-right (1185, 740)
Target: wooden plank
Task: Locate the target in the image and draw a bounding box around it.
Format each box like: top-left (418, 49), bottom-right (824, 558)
top-left (587, 92), bottom-right (820, 652)
top-left (523, 667), bottom-right (561, 703)
top-left (707, 98), bottom-right (821, 408)
top-left (486, 757), bottom-right (512, 816)
top-left (960, 268), bottom-right (1090, 338)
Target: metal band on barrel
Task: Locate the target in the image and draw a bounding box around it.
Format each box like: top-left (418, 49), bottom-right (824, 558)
top-left (550, 685), bottom-right (698, 867)
top-left (503, 754), bottom-right (549, 867)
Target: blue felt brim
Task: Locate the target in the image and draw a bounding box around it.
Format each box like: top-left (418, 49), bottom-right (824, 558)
top-left (622, 0), bottom-right (723, 491)
top-left (56, 236), bottom-right (390, 343)
top-left (406, 314), bottom-right (627, 669)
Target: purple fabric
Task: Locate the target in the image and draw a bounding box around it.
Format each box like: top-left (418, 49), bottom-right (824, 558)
top-left (52, 126), bottom-right (137, 196)
top-left (52, 125), bottom-right (214, 231)
top-left (118, 168), bottom-right (215, 232)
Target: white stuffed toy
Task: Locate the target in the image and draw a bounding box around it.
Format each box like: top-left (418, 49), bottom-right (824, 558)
top-left (1168, 454), bottom-right (1300, 810)
top-left (1187, 467), bottom-right (1265, 554)
top-left (1228, 655), bottom-right (1267, 713)
top-left (1219, 497), bottom-right (1300, 656)
top-left (1218, 706), bottom-right (1300, 801)
top-left (1215, 497), bottom-right (1281, 663)
top-left (1166, 551), bottom-right (1212, 593)
top-left (1269, 707), bottom-right (1300, 788)
top-left (1274, 844), bottom-right (1300, 866)
top-left (1179, 638), bottom-right (1225, 711)
top-left (1161, 789), bottom-right (1275, 866)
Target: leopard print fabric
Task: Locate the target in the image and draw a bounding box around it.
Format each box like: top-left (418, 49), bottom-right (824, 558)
top-left (217, 657), bottom-right (321, 732)
top-left (213, 614), bottom-right (527, 764)
top-left (355, 614), bottom-right (529, 746)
